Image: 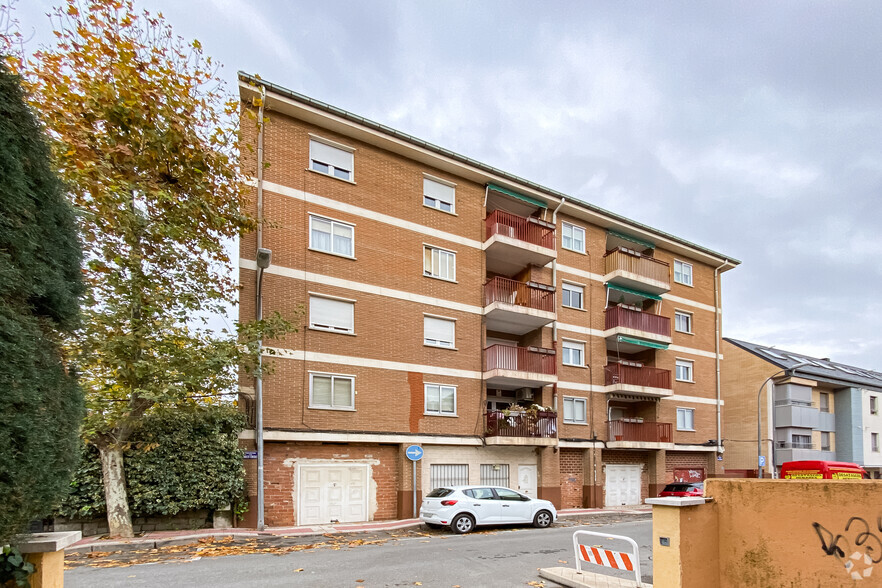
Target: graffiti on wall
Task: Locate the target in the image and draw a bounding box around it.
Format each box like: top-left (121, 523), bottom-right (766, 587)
top-left (813, 516), bottom-right (880, 581)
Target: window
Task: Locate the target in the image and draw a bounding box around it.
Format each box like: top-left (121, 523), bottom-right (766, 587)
top-left (480, 464), bottom-right (510, 487)
top-left (674, 260), bottom-right (693, 286)
top-left (423, 176), bottom-right (455, 213)
top-left (425, 384), bottom-right (456, 416)
top-left (309, 295), bottom-right (354, 333)
top-left (430, 464), bottom-right (468, 489)
top-left (821, 432), bottom-right (831, 451)
top-left (562, 282), bottom-right (584, 309)
top-left (676, 408), bottom-right (695, 431)
top-left (873, 433), bottom-right (879, 453)
top-left (563, 397), bottom-right (587, 424)
top-left (309, 373), bottom-right (354, 410)
top-left (562, 222), bottom-right (586, 253)
top-left (792, 434), bottom-right (812, 448)
top-left (310, 215), bottom-right (354, 257)
top-left (675, 359), bottom-right (694, 382)
top-left (562, 340), bottom-right (585, 367)
top-left (872, 396), bottom-right (878, 415)
top-left (423, 246), bottom-right (456, 281)
top-left (674, 311), bottom-right (692, 334)
top-left (309, 137), bottom-right (353, 181)
top-left (424, 315), bottom-right (455, 348)
top-left (819, 393), bottom-right (830, 413)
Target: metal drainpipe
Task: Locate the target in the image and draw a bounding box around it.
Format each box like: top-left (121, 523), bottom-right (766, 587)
top-left (713, 258), bottom-right (730, 455)
top-left (255, 84), bottom-right (267, 532)
top-left (550, 198), bottom-right (566, 344)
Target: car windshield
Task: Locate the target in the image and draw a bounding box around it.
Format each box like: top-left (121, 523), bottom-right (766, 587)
top-left (426, 488), bottom-right (454, 498)
top-left (664, 484), bottom-right (697, 492)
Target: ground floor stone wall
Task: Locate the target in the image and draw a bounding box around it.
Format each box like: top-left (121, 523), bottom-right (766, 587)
top-left (44, 509), bottom-right (212, 537)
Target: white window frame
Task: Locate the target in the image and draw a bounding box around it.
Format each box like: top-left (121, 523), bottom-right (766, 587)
top-left (309, 373), bottom-right (355, 411)
top-left (561, 282), bottom-right (584, 310)
top-left (424, 314), bottom-right (456, 348)
top-left (562, 339), bottom-right (585, 367)
top-left (309, 214), bottom-right (355, 258)
top-left (563, 396), bottom-right (588, 424)
top-left (423, 175), bottom-right (456, 213)
top-left (308, 294), bottom-right (355, 334)
top-left (821, 431), bottom-right (831, 451)
top-left (872, 432), bottom-right (879, 453)
top-left (676, 407), bottom-right (695, 431)
top-left (674, 310), bottom-right (693, 334)
top-left (562, 222), bottom-right (586, 254)
top-left (424, 383), bottom-right (457, 416)
top-left (675, 359), bottom-right (694, 382)
top-left (673, 260), bottom-right (693, 286)
top-left (871, 396), bottom-right (878, 415)
top-left (309, 136), bottom-right (354, 182)
top-left (423, 245), bottom-right (456, 281)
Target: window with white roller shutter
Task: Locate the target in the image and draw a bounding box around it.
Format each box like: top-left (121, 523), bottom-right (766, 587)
top-left (309, 295), bottom-right (354, 334)
top-left (309, 137), bottom-right (354, 181)
top-left (424, 315), bottom-right (455, 348)
top-left (423, 176), bottom-right (455, 213)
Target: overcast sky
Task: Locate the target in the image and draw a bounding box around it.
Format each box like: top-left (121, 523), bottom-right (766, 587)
top-left (17, 1), bottom-right (882, 370)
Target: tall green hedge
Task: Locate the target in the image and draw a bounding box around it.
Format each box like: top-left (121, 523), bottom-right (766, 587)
top-left (58, 406), bottom-right (246, 519)
top-left (0, 60), bottom-right (84, 544)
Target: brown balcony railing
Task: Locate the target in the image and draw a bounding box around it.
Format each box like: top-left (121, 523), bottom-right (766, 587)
top-left (484, 344), bottom-right (557, 375)
top-left (607, 420), bottom-right (672, 443)
top-left (604, 363), bottom-right (671, 389)
top-left (604, 248), bottom-right (670, 285)
top-left (605, 306), bottom-right (671, 337)
top-left (484, 276), bottom-right (555, 312)
top-left (485, 410), bottom-right (558, 438)
top-left (485, 210), bottom-right (555, 249)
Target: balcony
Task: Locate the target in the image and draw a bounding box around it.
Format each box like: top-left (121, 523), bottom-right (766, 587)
top-left (484, 410), bottom-right (557, 446)
top-left (485, 210), bottom-right (556, 275)
top-left (604, 364), bottom-right (672, 398)
top-left (604, 306), bottom-right (671, 348)
top-left (607, 420), bottom-right (672, 443)
top-left (484, 344), bottom-right (557, 389)
top-left (603, 248), bottom-right (671, 295)
top-left (484, 277), bottom-right (556, 335)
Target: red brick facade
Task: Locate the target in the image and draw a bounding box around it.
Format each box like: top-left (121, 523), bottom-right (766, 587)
top-left (236, 74), bottom-right (737, 526)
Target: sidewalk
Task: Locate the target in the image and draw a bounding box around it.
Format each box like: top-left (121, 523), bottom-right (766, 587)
top-left (66, 506), bottom-right (651, 554)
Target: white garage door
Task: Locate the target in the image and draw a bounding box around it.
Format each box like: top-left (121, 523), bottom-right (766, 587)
top-left (298, 464), bottom-right (369, 525)
top-left (605, 464), bottom-right (641, 506)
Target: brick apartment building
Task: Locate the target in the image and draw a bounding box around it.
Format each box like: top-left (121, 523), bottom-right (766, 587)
top-left (237, 72), bottom-right (740, 527)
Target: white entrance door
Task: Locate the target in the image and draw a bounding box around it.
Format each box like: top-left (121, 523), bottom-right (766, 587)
top-left (517, 465), bottom-right (538, 497)
top-left (605, 465), bottom-right (641, 506)
top-left (298, 465), bottom-right (368, 525)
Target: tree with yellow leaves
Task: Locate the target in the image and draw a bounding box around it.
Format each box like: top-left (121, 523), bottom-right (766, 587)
top-left (19, 0), bottom-right (295, 537)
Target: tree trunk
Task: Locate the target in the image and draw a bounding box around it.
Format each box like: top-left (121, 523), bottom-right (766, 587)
top-left (99, 445), bottom-right (134, 538)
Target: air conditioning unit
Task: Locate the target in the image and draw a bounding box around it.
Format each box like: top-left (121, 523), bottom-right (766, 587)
top-left (516, 389), bottom-right (534, 401)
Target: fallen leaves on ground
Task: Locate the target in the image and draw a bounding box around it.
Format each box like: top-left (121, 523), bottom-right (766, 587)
top-left (65, 534), bottom-right (395, 569)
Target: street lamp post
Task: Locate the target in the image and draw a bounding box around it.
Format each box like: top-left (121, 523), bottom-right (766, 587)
top-left (756, 360), bottom-right (811, 478)
top-left (255, 247), bottom-right (272, 530)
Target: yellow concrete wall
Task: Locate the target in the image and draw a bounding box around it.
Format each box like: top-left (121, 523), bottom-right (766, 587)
top-left (653, 478), bottom-right (882, 587)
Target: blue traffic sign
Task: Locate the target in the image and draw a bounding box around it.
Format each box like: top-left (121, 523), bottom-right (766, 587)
top-left (405, 445), bottom-right (424, 461)
top-left (758, 455), bottom-right (766, 467)
top-left (244, 451), bottom-right (258, 459)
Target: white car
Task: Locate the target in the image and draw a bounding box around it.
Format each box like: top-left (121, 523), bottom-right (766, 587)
top-left (419, 485), bottom-right (557, 534)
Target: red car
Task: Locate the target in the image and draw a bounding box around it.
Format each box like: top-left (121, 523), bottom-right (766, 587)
top-left (658, 482), bottom-right (704, 497)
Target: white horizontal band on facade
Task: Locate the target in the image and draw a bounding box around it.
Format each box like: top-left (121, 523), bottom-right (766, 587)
top-left (254, 179), bottom-right (483, 249)
top-left (265, 346), bottom-right (484, 380)
top-left (241, 258), bottom-right (483, 315)
top-left (239, 429), bottom-right (483, 446)
top-left (248, 178), bottom-right (722, 316)
top-left (662, 395), bottom-right (723, 406)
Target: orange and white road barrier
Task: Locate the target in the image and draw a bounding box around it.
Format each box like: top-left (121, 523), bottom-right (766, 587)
top-left (572, 530), bottom-right (643, 586)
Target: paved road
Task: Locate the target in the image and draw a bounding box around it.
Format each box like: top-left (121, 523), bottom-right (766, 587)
top-left (66, 516), bottom-right (652, 587)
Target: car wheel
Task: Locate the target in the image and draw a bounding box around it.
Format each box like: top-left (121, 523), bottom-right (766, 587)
top-left (425, 523), bottom-right (442, 530)
top-left (451, 514), bottom-right (475, 534)
top-left (533, 510), bottom-right (552, 528)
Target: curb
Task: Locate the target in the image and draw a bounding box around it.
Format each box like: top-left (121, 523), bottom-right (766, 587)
top-left (65, 508), bottom-right (651, 553)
